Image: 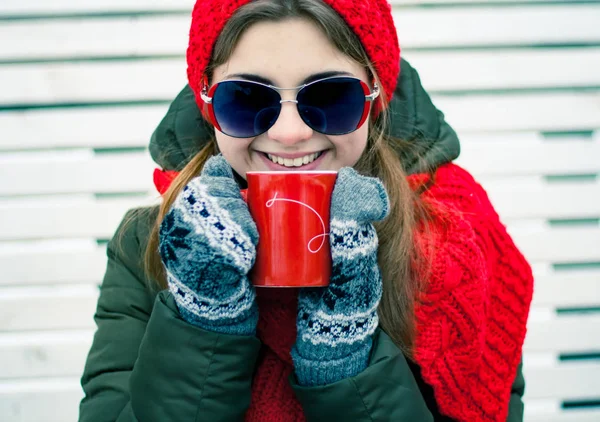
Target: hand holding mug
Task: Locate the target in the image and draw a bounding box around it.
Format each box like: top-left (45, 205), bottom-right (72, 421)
top-left (159, 155), bottom-right (259, 336)
top-left (291, 167), bottom-right (390, 386)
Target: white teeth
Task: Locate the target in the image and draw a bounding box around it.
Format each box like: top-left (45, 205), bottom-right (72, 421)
top-left (267, 152), bottom-right (321, 167)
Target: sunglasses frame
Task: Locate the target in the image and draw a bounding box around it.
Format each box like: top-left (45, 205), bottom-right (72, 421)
top-left (200, 76), bottom-right (380, 138)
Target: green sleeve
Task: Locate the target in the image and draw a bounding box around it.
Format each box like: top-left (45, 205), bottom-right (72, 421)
top-left (506, 360), bottom-right (525, 422)
top-left (290, 330), bottom-right (434, 421)
top-left (79, 208), bottom-right (261, 422)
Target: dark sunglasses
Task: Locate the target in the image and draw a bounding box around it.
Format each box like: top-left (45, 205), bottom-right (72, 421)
top-left (200, 76), bottom-right (380, 138)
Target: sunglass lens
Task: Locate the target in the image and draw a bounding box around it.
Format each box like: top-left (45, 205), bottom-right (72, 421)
top-left (212, 81), bottom-right (280, 137)
top-left (297, 78), bottom-right (365, 135)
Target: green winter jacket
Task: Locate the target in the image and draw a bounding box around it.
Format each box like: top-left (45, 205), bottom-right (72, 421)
top-left (79, 59), bottom-right (525, 421)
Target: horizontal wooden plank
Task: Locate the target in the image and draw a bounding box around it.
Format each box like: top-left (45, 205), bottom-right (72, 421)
top-left (531, 271), bottom-right (600, 308)
top-left (405, 48), bottom-right (600, 92)
top-left (1, 92), bottom-right (598, 151)
top-left (0, 0), bottom-right (571, 16)
top-left (525, 409), bottom-right (600, 422)
top-left (0, 60), bottom-right (186, 105)
top-left (2, 48), bottom-right (599, 105)
top-left (0, 105), bottom-right (166, 150)
top-left (484, 181), bottom-right (600, 221)
top-left (525, 362), bottom-right (600, 400)
top-left (394, 4), bottom-right (600, 48)
top-left (0, 1), bottom-right (579, 14)
top-left (395, 0), bottom-right (581, 4)
top-left (0, 15), bottom-right (189, 60)
top-left (510, 226), bottom-right (600, 263)
top-left (0, 197), bottom-right (157, 241)
top-left (0, 0), bottom-right (192, 14)
top-left (0, 245), bottom-right (106, 285)
top-left (525, 314), bottom-right (600, 353)
top-left (457, 134), bottom-right (600, 176)
top-left (435, 91), bottom-right (600, 132)
top-left (0, 331), bottom-right (93, 379)
top-left (2, 5), bottom-right (599, 60)
top-left (0, 151), bottom-right (156, 195)
top-left (0, 286), bottom-right (98, 331)
top-left (0, 378), bottom-right (81, 422)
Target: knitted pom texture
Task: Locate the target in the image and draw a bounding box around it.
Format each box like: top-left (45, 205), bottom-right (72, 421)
top-left (186, 0), bottom-right (400, 110)
top-left (187, 0), bottom-right (250, 100)
top-left (322, 0), bottom-right (400, 105)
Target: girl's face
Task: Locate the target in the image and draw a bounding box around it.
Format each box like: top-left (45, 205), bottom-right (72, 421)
top-left (211, 18), bottom-right (371, 178)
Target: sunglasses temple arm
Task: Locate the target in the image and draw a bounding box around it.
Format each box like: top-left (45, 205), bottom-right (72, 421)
top-left (201, 89), bottom-right (213, 104)
top-left (366, 83), bottom-right (380, 102)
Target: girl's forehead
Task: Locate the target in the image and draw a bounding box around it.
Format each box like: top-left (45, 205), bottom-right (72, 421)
top-left (212, 18), bottom-right (368, 86)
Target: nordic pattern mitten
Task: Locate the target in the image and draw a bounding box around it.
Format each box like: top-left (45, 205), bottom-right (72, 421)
top-left (291, 167), bottom-right (390, 386)
top-left (159, 155), bottom-right (259, 336)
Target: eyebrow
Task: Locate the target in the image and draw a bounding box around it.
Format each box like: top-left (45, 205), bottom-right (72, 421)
top-left (223, 70), bottom-right (354, 86)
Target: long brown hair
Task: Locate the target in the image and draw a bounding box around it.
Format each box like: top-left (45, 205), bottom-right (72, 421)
top-left (145, 0), bottom-right (430, 357)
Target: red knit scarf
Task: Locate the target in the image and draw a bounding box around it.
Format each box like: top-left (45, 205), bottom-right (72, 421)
top-left (246, 288), bottom-right (304, 422)
top-left (153, 163), bottom-right (534, 422)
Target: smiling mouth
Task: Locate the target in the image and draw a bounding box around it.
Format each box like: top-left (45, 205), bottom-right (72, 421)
top-left (264, 151), bottom-right (324, 167)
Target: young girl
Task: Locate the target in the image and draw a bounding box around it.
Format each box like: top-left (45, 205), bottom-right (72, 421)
top-left (79, 0), bottom-right (534, 421)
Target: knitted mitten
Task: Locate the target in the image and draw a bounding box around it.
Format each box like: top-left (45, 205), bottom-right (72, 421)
top-left (159, 155), bottom-right (259, 336)
top-left (291, 167), bottom-right (390, 386)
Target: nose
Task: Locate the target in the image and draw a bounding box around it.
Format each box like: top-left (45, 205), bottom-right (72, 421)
top-left (266, 101), bottom-right (313, 146)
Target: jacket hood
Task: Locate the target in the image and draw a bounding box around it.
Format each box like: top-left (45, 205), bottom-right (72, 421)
top-left (149, 59), bottom-right (460, 175)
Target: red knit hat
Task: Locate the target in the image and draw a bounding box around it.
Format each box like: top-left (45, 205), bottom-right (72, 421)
top-left (186, 0), bottom-right (400, 113)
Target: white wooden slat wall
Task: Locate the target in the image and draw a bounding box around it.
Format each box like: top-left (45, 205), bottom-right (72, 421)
top-left (0, 1), bottom-right (599, 421)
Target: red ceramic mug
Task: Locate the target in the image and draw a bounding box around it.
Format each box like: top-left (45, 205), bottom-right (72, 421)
top-left (243, 171), bottom-right (337, 287)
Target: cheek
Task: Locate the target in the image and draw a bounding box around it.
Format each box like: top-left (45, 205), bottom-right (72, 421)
top-left (356, 124), bottom-right (370, 154)
top-left (214, 133), bottom-right (251, 178)
top-left (344, 124), bottom-right (369, 162)
top-left (214, 132), bottom-right (232, 156)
